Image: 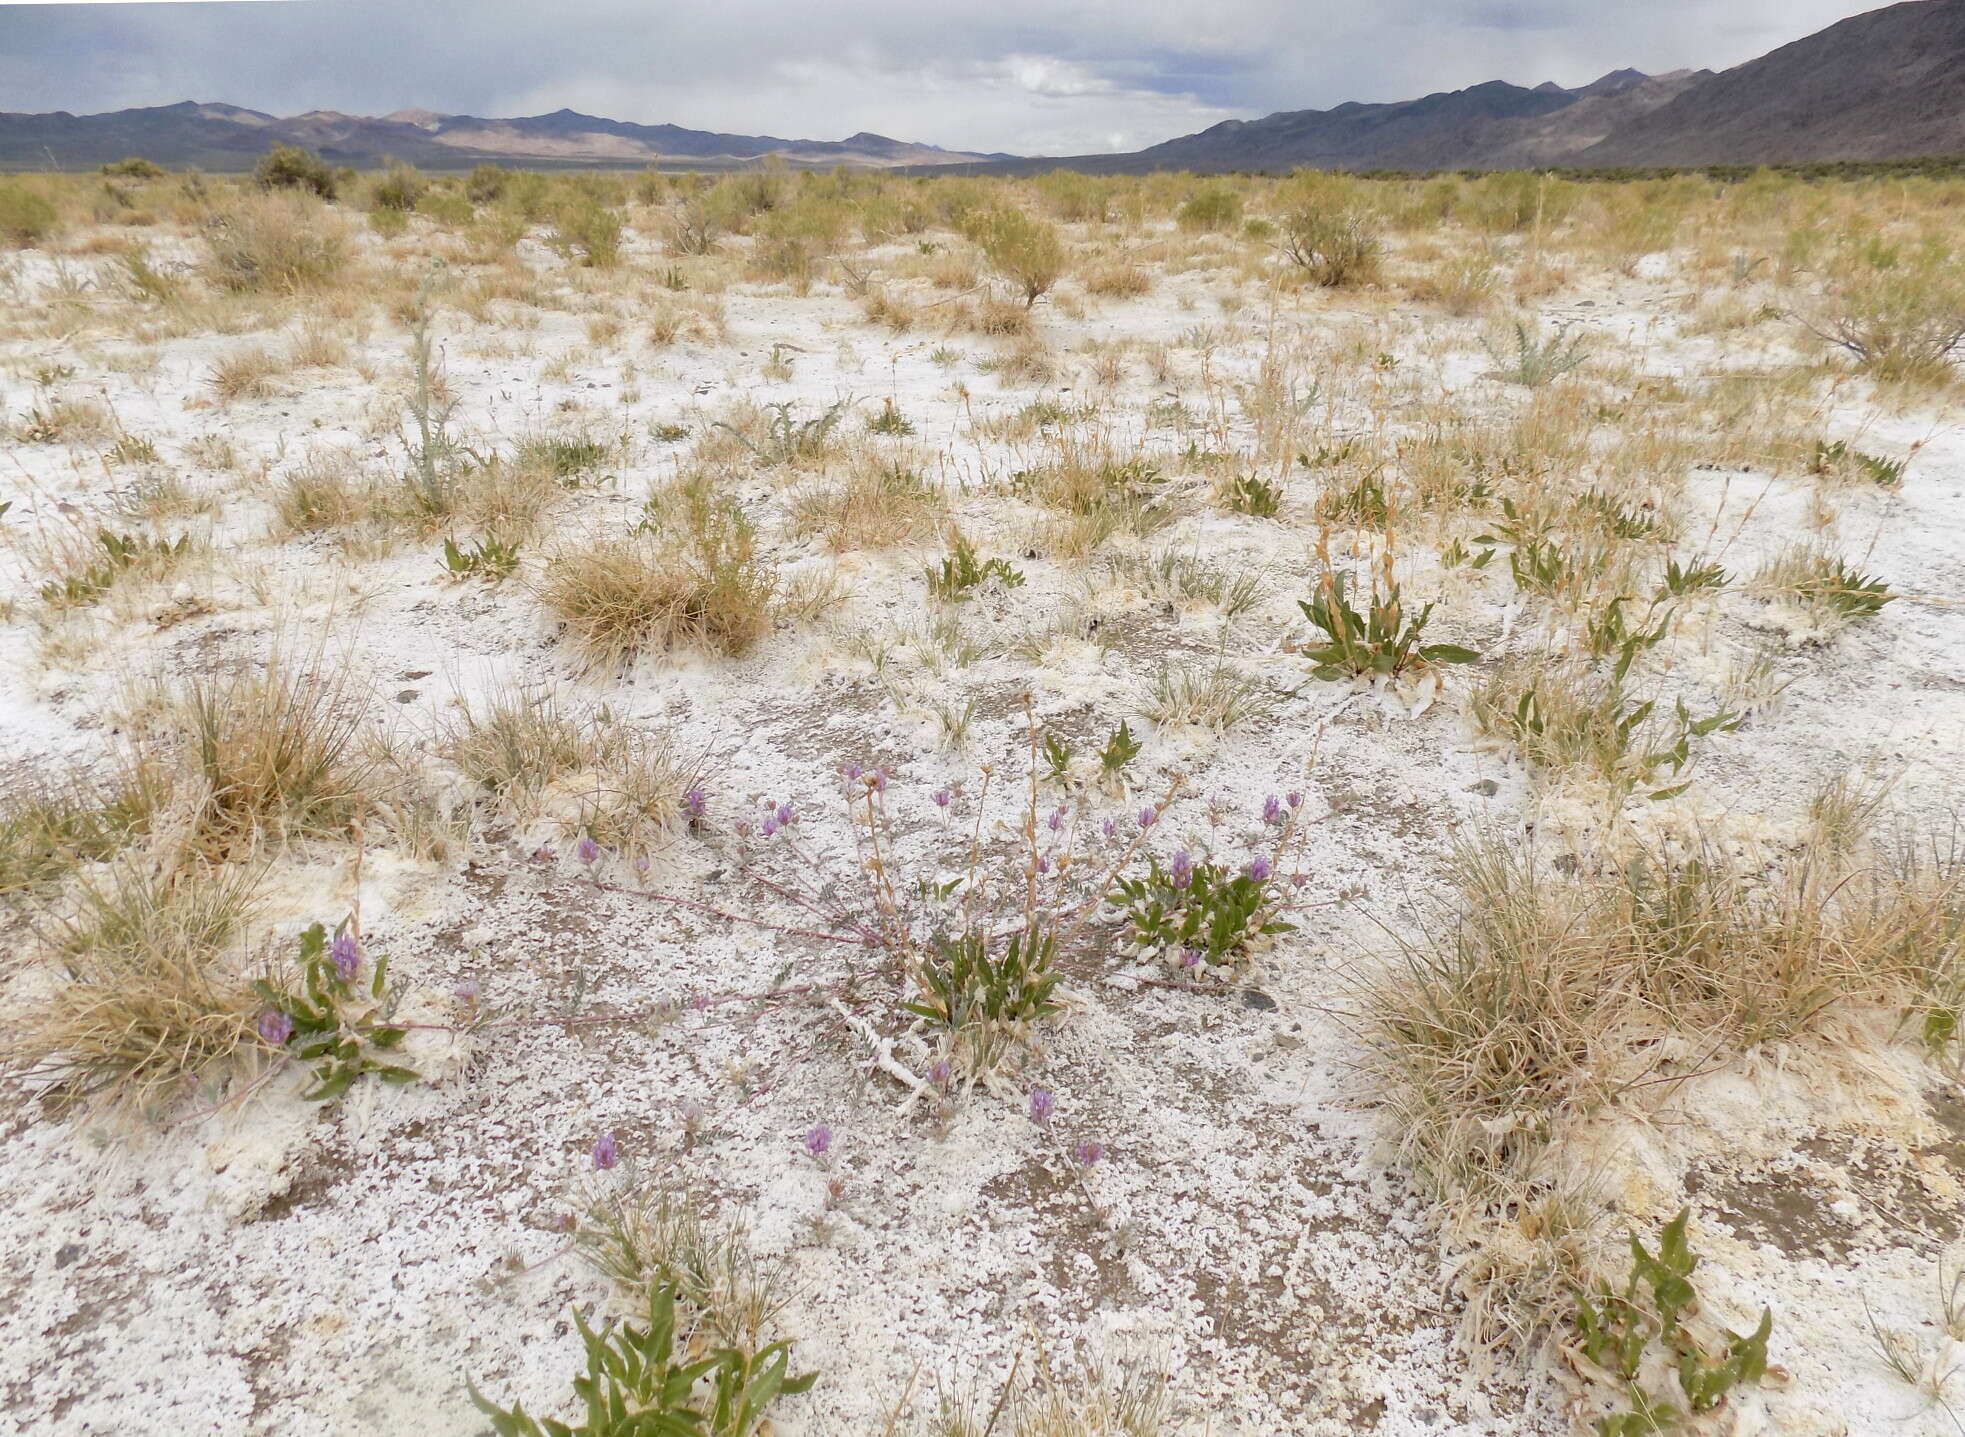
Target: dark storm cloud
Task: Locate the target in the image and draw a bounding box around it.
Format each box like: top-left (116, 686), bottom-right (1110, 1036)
top-left (0, 0), bottom-right (1883, 154)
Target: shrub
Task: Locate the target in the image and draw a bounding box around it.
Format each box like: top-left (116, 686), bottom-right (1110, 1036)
top-left (1176, 186), bottom-right (1243, 233)
top-left (1298, 560), bottom-right (1478, 682)
top-left (969, 204), bottom-right (1066, 307)
top-left (464, 164), bottom-right (508, 205)
top-left (253, 142), bottom-right (339, 200)
top-left (100, 156), bottom-right (166, 180)
top-left (1800, 229), bottom-right (1965, 382)
top-left (1484, 319), bottom-right (1590, 386)
top-left (1279, 207), bottom-right (1381, 286)
top-left (369, 164), bottom-right (426, 214)
top-left (200, 191), bottom-right (350, 292)
top-left (549, 197), bottom-right (624, 268)
top-left (0, 183), bottom-right (60, 249)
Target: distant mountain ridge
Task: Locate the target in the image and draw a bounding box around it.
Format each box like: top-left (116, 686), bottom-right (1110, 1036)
top-left (5, 0), bottom-right (1963, 176)
top-left (0, 101), bottom-right (1006, 172)
top-left (933, 0), bottom-right (1965, 174)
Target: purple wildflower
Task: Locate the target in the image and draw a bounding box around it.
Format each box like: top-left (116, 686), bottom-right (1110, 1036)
top-left (1048, 805), bottom-right (1067, 832)
top-left (592, 1132), bottom-right (619, 1170)
top-left (866, 769), bottom-right (887, 793)
top-left (1246, 856), bottom-right (1272, 882)
top-left (775, 801), bottom-right (796, 827)
top-left (929, 1058), bottom-right (952, 1088)
top-left (1263, 795), bottom-right (1282, 825)
top-left (1028, 1088), bottom-right (1055, 1125)
top-left (330, 932), bottom-right (360, 981)
top-left (1286, 791), bottom-right (1303, 809)
top-left (1073, 1139), bottom-right (1105, 1169)
top-left (256, 1008), bottom-right (293, 1045)
top-left (1102, 818), bottom-right (1117, 838)
top-left (803, 1123), bottom-right (833, 1159)
top-left (577, 836), bottom-right (601, 866)
top-left (1179, 946), bottom-right (1202, 969)
top-left (633, 855), bottom-right (650, 876)
top-left (761, 816), bottom-right (779, 838)
top-left (842, 761), bottom-right (864, 781)
top-left (682, 787), bottom-right (707, 819)
top-left (1138, 806), bottom-right (1157, 829)
top-left (932, 787), bottom-right (952, 809)
top-left (1035, 856), bottom-right (1051, 875)
top-left (1169, 850), bottom-right (1194, 889)
top-left (452, 978), bottom-right (481, 1003)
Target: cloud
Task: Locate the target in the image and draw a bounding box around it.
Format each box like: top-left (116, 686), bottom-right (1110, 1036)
top-left (0, 0), bottom-right (1880, 154)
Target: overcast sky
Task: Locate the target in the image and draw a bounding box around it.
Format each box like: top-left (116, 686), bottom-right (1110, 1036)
top-left (0, 0), bottom-right (1883, 155)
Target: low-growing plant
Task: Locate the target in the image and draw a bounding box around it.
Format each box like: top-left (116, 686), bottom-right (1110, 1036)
top-left (470, 1285), bottom-right (814, 1437)
top-left (1110, 850), bottom-right (1292, 972)
top-left (1298, 560), bottom-right (1478, 682)
top-left (866, 397), bottom-right (915, 436)
top-left (441, 534), bottom-right (522, 581)
top-left (1143, 661), bottom-right (1272, 731)
top-left (1572, 1208), bottom-right (1773, 1436)
top-left (253, 922), bottom-right (416, 1102)
top-left (1219, 471), bottom-right (1282, 517)
top-left (1485, 319), bottom-right (1590, 386)
top-left (926, 534), bottom-right (1025, 602)
top-left (37, 528), bottom-right (192, 607)
top-left (1754, 546), bottom-right (1895, 626)
top-left (715, 399), bottom-right (849, 467)
top-left (904, 924), bottom-right (1064, 1075)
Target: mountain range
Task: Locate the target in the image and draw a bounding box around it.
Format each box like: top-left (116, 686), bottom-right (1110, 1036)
top-left (961, 0), bottom-right (1965, 173)
top-left (0, 101), bottom-right (1006, 173)
top-left (2, 0), bottom-right (1961, 176)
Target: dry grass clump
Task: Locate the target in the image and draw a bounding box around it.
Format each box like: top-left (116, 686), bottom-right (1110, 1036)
top-left (199, 190), bottom-right (351, 293)
top-left (922, 1358), bottom-right (1171, 1437)
top-left (207, 343), bottom-right (291, 400)
top-left (125, 658), bottom-right (379, 857)
top-left (791, 451), bottom-right (944, 551)
top-left (11, 396), bottom-right (113, 444)
top-left (3, 862), bottom-right (261, 1117)
top-left (1362, 811), bottom-right (1965, 1332)
top-left (272, 451), bottom-right (382, 534)
top-left (539, 513), bottom-right (775, 667)
top-left (441, 690), bottom-right (694, 857)
top-left (1082, 260), bottom-right (1152, 299)
top-left (1012, 435), bottom-right (1174, 548)
top-left (1467, 658), bottom-right (1681, 794)
top-left (0, 772), bottom-right (162, 895)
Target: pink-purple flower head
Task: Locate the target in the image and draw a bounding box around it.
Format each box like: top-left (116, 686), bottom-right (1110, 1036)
top-left (1179, 946), bottom-right (1203, 969)
top-left (865, 769), bottom-right (887, 793)
top-left (775, 801), bottom-right (796, 828)
top-left (803, 1123), bottom-right (833, 1159)
top-left (1286, 791), bottom-right (1303, 809)
top-left (577, 836), bottom-right (601, 866)
top-left (932, 787), bottom-right (952, 809)
top-left (1138, 806), bottom-right (1158, 829)
top-left (1102, 818), bottom-right (1117, 838)
top-left (761, 816), bottom-right (779, 837)
top-left (1263, 794), bottom-right (1282, 825)
top-left (682, 787), bottom-right (707, 820)
top-left (1169, 850), bottom-right (1194, 889)
top-left (330, 932), bottom-right (360, 981)
top-left (1048, 805), bottom-right (1068, 832)
top-left (841, 761), bottom-right (864, 782)
top-left (1072, 1139), bottom-right (1104, 1169)
top-left (592, 1132), bottom-right (619, 1170)
top-left (929, 1058), bottom-right (952, 1088)
top-left (1245, 856), bottom-right (1272, 882)
top-left (257, 1008), bottom-right (294, 1045)
top-left (1028, 1088), bottom-right (1055, 1125)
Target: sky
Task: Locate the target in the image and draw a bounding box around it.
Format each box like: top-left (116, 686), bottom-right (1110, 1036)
top-left (0, 0), bottom-right (1884, 155)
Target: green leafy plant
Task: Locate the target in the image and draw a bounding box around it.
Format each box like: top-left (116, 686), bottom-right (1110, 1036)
top-left (253, 922), bottom-right (416, 1102)
top-left (1298, 561), bottom-right (1478, 682)
top-left (469, 1285), bottom-right (815, 1437)
top-left (714, 399), bottom-right (849, 466)
top-left (1110, 855), bottom-right (1292, 969)
top-left (1221, 471), bottom-right (1282, 517)
top-left (865, 397), bottom-right (915, 436)
top-left (1484, 319), bottom-right (1590, 386)
top-left (925, 534), bottom-right (1024, 601)
top-left (1657, 557), bottom-right (1729, 600)
top-left (441, 535), bottom-right (522, 581)
top-left (38, 529), bottom-right (190, 606)
top-left (1098, 721), bottom-right (1142, 780)
top-left (903, 925), bottom-right (1064, 1074)
top-left (1810, 438), bottom-right (1907, 488)
top-left (1573, 1208), bottom-right (1773, 1436)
